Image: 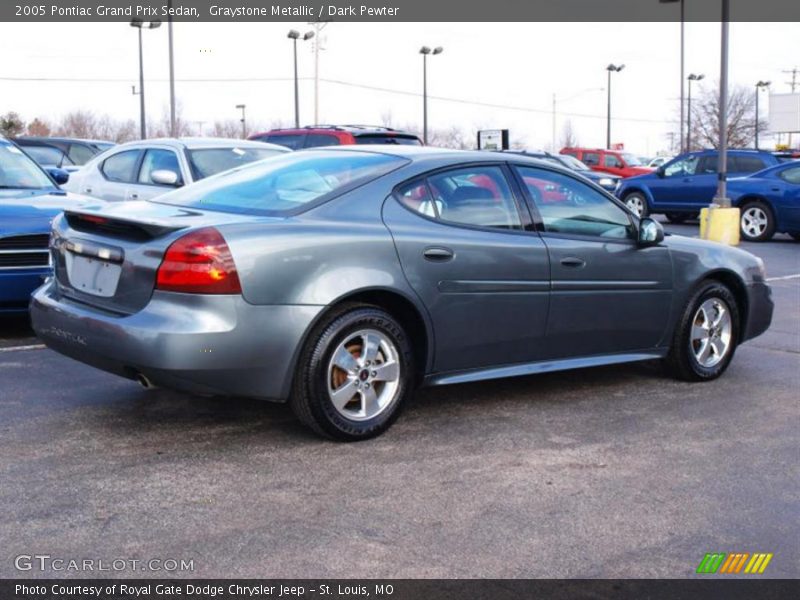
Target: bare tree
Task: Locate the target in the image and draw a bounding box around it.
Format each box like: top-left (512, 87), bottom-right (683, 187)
top-left (688, 83), bottom-right (767, 150)
top-left (559, 119), bottom-right (578, 149)
top-left (0, 112), bottom-right (26, 138)
top-left (26, 117), bottom-right (52, 137)
top-left (210, 120), bottom-right (243, 138)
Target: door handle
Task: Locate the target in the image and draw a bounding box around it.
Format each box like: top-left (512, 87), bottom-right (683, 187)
top-left (560, 257), bottom-right (586, 268)
top-left (129, 193), bottom-right (138, 200)
top-left (84, 187), bottom-right (92, 194)
top-left (771, 187), bottom-right (781, 192)
top-left (423, 247), bottom-right (454, 262)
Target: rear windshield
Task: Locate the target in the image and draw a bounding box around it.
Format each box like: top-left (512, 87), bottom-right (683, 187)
top-left (187, 147), bottom-right (287, 180)
top-left (154, 150), bottom-right (407, 216)
top-left (258, 134), bottom-right (305, 150)
top-left (354, 135), bottom-right (422, 146)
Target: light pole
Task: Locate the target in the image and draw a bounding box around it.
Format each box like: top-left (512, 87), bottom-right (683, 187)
top-left (130, 18), bottom-right (161, 140)
top-left (288, 29), bottom-right (314, 128)
top-left (236, 104), bottom-right (247, 139)
top-left (713, 0), bottom-right (731, 208)
top-left (686, 73), bottom-right (704, 151)
top-left (606, 64), bottom-right (625, 149)
top-left (660, 0), bottom-right (685, 151)
top-left (167, 0), bottom-right (176, 136)
top-left (754, 80), bottom-right (770, 150)
top-left (420, 46), bottom-right (443, 145)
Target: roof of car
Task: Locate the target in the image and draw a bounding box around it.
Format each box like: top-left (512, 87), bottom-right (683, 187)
top-left (111, 137), bottom-right (289, 151)
top-left (16, 136), bottom-right (115, 145)
top-left (251, 125), bottom-right (421, 138)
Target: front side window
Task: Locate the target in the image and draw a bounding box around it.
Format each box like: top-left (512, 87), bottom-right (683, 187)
top-left (425, 166), bottom-right (522, 229)
top-left (187, 147), bottom-right (286, 180)
top-left (101, 150), bottom-right (141, 183)
top-left (138, 149), bottom-right (183, 185)
top-left (603, 154), bottom-right (622, 168)
top-left (779, 166), bottom-right (800, 184)
top-left (516, 166), bottom-right (633, 239)
top-left (665, 155), bottom-right (700, 177)
top-left (0, 143), bottom-right (54, 190)
top-left (155, 150), bottom-right (406, 216)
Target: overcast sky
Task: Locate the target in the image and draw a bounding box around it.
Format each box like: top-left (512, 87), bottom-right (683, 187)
top-left (1, 21), bottom-right (798, 154)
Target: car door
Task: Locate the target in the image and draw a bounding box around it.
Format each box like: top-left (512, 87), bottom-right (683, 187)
top-left (382, 163), bottom-right (551, 373)
top-left (601, 153), bottom-right (625, 178)
top-left (681, 154), bottom-right (739, 210)
top-left (646, 153), bottom-right (702, 210)
top-left (125, 147), bottom-right (185, 201)
top-left (512, 164), bottom-right (673, 359)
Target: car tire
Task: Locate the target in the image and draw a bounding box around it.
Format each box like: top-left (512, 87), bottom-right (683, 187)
top-left (664, 281), bottom-right (739, 382)
top-left (623, 192), bottom-right (649, 218)
top-left (665, 212), bottom-right (689, 224)
top-left (290, 304), bottom-right (415, 441)
top-left (739, 200), bottom-right (776, 242)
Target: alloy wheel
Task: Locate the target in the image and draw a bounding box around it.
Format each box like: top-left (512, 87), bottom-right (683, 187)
top-left (690, 298), bottom-right (733, 368)
top-left (741, 206), bottom-right (769, 239)
top-left (625, 195), bottom-right (645, 217)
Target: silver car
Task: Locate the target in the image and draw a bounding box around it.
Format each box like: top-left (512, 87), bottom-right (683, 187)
top-left (32, 146), bottom-right (773, 441)
top-left (63, 137), bottom-right (288, 202)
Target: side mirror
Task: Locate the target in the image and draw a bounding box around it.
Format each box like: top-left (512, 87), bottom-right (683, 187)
top-left (47, 168), bottom-right (70, 185)
top-left (638, 217), bottom-right (664, 246)
top-left (151, 169), bottom-right (181, 186)
top-left (656, 166), bottom-right (665, 178)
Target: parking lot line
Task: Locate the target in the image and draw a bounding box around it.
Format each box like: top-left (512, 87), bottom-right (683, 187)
top-left (766, 274), bottom-right (800, 282)
top-left (0, 344), bottom-right (46, 352)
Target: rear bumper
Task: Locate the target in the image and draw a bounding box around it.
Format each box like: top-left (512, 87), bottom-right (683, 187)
top-left (0, 268), bottom-right (50, 313)
top-left (742, 281), bottom-right (773, 342)
top-left (30, 280), bottom-right (324, 400)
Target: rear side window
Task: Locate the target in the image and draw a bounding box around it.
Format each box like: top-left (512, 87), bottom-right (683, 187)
top-left (304, 134), bottom-right (341, 148)
top-left (583, 152), bottom-right (600, 166)
top-left (138, 149), bottom-right (183, 185)
top-left (779, 166), bottom-right (800, 184)
top-left (732, 155), bottom-right (767, 173)
top-left (259, 134), bottom-right (306, 150)
top-left (155, 150), bottom-right (406, 216)
top-left (101, 150), bottom-right (140, 182)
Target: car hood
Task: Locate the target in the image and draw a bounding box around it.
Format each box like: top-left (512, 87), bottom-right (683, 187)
top-left (0, 189), bottom-right (97, 234)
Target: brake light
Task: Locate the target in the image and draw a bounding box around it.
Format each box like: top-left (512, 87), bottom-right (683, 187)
top-left (156, 227), bottom-right (242, 294)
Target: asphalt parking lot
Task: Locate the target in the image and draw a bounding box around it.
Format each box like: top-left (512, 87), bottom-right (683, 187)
top-left (1, 222), bottom-right (798, 579)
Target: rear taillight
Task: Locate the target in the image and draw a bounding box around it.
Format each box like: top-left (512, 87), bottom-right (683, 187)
top-left (156, 227), bottom-right (242, 294)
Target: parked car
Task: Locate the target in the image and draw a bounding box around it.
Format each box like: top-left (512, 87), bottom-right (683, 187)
top-left (727, 161), bottom-right (800, 242)
top-left (64, 138), bottom-right (289, 202)
top-left (249, 125), bottom-right (423, 150)
top-left (31, 146), bottom-right (773, 440)
top-left (560, 147), bottom-right (654, 178)
top-left (616, 149), bottom-right (784, 220)
top-left (773, 150), bottom-right (800, 163)
top-left (15, 137), bottom-right (115, 172)
top-left (503, 150), bottom-right (621, 192)
top-left (648, 156), bottom-right (672, 168)
top-left (0, 137), bottom-right (91, 313)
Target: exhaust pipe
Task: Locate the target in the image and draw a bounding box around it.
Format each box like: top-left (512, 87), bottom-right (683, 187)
top-left (135, 373), bottom-right (157, 390)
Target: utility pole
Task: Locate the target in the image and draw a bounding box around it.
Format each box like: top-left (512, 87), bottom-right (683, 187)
top-left (308, 21), bottom-right (330, 126)
top-left (167, 0), bottom-right (176, 137)
top-left (782, 66), bottom-right (798, 148)
top-left (713, 0), bottom-right (730, 207)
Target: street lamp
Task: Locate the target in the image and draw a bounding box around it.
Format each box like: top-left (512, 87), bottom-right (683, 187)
top-left (686, 74), bottom-right (705, 151)
top-left (236, 104), bottom-right (247, 139)
top-left (755, 80), bottom-right (771, 150)
top-left (420, 46), bottom-right (443, 145)
top-left (130, 18), bottom-right (161, 140)
top-left (660, 0), bottom-right (685, 152)
top-left (606, 64), bottom-right (625, 149)
top-left (288, 29), bottom-right (315, 128)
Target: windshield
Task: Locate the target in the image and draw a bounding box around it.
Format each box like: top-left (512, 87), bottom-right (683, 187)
top-left (0, 144), bottom-right (55, 189)
top-left (621, 153), bottom-right (644, 166)
top-left (187, 147), bottom-right (288, 180)
top-left (156, 150), bottom-right (407, 216)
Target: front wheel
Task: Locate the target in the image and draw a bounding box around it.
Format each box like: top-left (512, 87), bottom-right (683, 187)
top-left (623, 192), bottom-right (648, 218)
top-left (290, 305), bottom-right (415, 441)
top-left (665, 282), bottom-right (739, 381)
top-left (740, 201), bottom-right (775, 242)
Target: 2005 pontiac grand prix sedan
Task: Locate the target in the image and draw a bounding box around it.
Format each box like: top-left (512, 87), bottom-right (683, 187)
top-left (31, 146), bottom-right (773, 441)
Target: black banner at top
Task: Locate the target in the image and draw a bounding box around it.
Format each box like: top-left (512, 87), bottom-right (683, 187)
top-left (4, 0), bottom-right (800, 22)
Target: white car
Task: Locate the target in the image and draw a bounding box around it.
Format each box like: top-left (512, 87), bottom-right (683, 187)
top-left (648, 156), bottom-right (672, 168)
top-left (64, 138), bottom-right (289, 202)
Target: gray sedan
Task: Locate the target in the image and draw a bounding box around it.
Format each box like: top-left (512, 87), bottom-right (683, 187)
top-left (32, 146), bottom-right (773, 440)
top-left (63, 137), bottom-right (288, 202)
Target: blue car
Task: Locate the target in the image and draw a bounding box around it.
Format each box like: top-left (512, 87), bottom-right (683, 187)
top-left (728, 161), bottom-right (800, 242)
top-left (0, 137), bottom-right (90, 314)
top-left (616, 149), bottom-right (783, 221)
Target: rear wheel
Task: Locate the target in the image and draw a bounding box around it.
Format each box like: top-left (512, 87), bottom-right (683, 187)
top-left (623, 192), bottom-right (648, 218)
top-left (290, 305), bottom-right (414, 441)
top-left (665, 282), bottom-right (739, 381)
top-left (740, 200), bottom-right (775, 242)
top-left (665, 212), bottom-right (697, 224)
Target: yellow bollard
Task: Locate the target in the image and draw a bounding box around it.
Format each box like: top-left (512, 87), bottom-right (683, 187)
top-left (700, 206), bottom-right (740, 245)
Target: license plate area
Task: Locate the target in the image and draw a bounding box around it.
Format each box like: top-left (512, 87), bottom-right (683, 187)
top-left (65, 253), bottom-right (122, 297)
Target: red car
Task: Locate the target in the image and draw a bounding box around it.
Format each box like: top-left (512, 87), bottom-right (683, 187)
top-left (560, 147), bottom-right (654, 178)
top-left (249, 125), bottom-right (423, 150)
